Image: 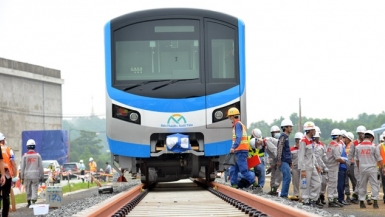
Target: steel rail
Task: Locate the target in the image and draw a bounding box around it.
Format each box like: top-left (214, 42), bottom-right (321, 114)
top-left (199, 179), bottom-right (320, 217)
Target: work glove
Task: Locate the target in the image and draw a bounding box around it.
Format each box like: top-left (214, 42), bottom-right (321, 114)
top-left (39, 177), bottom-right (44, 183)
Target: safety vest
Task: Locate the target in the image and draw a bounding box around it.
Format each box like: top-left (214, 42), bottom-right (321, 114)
top-left (89, 161), bottom-right (97, 172)
top-left (380, 143), bottom-right (385, 166)
top-left (1, 145), bottom-right (14, 177)
top-left (247, 136), bottom-right (264, 157)
top-left (232, 120), bottom-right (249, 151)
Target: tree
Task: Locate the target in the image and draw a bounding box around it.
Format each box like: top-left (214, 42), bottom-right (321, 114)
top-left (69, 130), bottom-right (103, 162)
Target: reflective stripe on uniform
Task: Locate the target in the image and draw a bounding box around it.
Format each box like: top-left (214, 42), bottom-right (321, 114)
top-left (232, 121), bottom-right (249, 151)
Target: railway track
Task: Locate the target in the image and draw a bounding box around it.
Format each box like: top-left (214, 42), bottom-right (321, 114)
top-left (73, 179), bottom-right (320, 217)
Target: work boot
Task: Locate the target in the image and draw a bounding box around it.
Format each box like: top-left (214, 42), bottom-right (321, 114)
top-left (32, 200), bottom-right (37, 204)
top-left (328, 201), bottom-right (340, 208)
top-left (350, 194), bottom-right (359, 204)
top-left (319, 194), bottom-right (326, 205)
top-left (310, 200), bottom-right (324, 209)
top-left (252, 186), bottom-right (263, 194)
top-left (366, 195), bottom-right (372, 205)
top-left (373, 200), bottom-right (379, 209)
top-left (346, 195), bottom-right (351, 202)
top-left (27, 200), bottom-right (31, 208)
top-left (340, 200), bottom-right (351, 205)
top-left (268, 187), bottom-right (278, 196)
top-left (231, 184), bottom-right (238, 189)
top-left (360, 201), bottom-right (366, 208)
top-left (289, 195), bottom-right (299, 201)
top-left (334, 199), bottom-right (344, 207)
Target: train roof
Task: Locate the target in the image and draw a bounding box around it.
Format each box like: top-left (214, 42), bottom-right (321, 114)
top-left (110, 8), bottom-right (239, 29)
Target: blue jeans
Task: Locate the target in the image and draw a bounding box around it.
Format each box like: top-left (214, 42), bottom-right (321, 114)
top-left (338, 169), bottom-right (346, 202)
top-left (280, 162), bottom-right (291, 197)
top-left (254, 159), bottom-right (265, 187)
top-left (230, 152), bottom-right (255, 186)
top-left (224, 168), bottom-right (229, 182)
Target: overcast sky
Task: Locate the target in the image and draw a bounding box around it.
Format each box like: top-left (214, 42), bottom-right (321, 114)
top-left (1, 0), bottom-right (384, 125)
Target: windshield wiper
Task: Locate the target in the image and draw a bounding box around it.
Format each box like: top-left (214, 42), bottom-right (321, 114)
top-left (152, 78), bottom-right (199, 91)
top-left (123, 80), bottom-right (169, 91)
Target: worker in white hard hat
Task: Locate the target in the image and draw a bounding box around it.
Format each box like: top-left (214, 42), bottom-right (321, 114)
top-left (298, 122), bottom-right (323, 208)
top-left (79, 159), bottom-right (86, 182)
top-left (348, 125), bottom-right (367, 204)
top-left (343, 132), bottom-right (357, 203)
top-left (313, 131), bottom-right (328, 205)
top-left (277, 119), bottom-right (294, 198)
top-left (379, 133), bottom-right (385, 204)
top-left (265, 125), bottom-right (282, 196)
top-left (355, 130), bottom-right (385, 209)
top-left (20, 139), bottom-right (44, 207)
top-left (337, 131), bottom-right (350, 206)
top-left (325, 129), bottom-right (346, 207)
top-left (289, 132), bottom-right (303, 201)
top-left (249, 128), bottom-right (265, 193)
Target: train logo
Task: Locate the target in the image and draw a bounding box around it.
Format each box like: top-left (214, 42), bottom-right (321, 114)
top-left (160, 114), bottom-right (193, 128)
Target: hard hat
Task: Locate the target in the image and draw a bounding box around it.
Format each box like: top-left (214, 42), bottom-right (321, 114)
top-left (294, 132), bottom-right (304, 139)
top-left (280, 119), bottom-right (293, 127)
top-left (314, 132), bottom-right (320, 138)
top-left (270, 125), bottom-right (280, 132)
top-left (0, 132), bottom-right (5, 141)
top-left (26, 139), bottom-right (36, 146)
top-left (331, 129), bottom-right (341, 136)
top-left (89, 157), bottom-right (93, 161)
top-left (227, 107), bottom-right (240, 117)
top-left (340, 130), bottom-right (347, 136)
top-left (315, 126), bottom-right (321, 134)
top-left (303, 121), bottom-right (315, 131)
top-left (251, 128), bottom-right (262, 138)
top-left (80, 160), bottom-right (83, 163)
top-left (345, 132), bottom-right (354, 141)
top-left (356, 125), bottom-right (366, 133)
top-left (364, 130), bottom-right (374, 138)
top-left (249, 138), bottom-right (256, 149)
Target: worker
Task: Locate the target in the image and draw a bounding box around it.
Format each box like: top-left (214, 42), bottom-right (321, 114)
top-left (343, 132), bottom-right (356, 203)
top-left (379, 133), bottom-right (385, 204)
top-left (348, 125), bottom-right (367, 204)
top-left (89, 157), bottom-right (97, 173)
top-left (355, 130), bottom-right (385, 209)
top-left (277, 119), bottom-right (293, 198)
top-left (325, 129), bottom-right (346, 207)
top-left (314, 130), bottom-right (328, 205)
top-left (20, 139), bottom-right (44, 208)
top-left (227, 107), bottom-right (257, 189)
top-left (266, 125), bottom-right (282, 196)
top-left (79, 159), bottom-right (85, 182)
top-left (249, 128), bottom-right (265, 193)
top-left (298, 122), bottom-right (322, 208)
top-left (0, 132), bottom-right (17, 216)
top-left (337, 132), bottom-right (350, 205)
top-left (289, 131), bottom-right (303, 201)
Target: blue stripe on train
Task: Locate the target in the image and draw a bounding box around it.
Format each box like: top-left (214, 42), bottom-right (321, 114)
top-left (107, 137), bottom-right (232, 157)
top-left (108, 137), bottom-right (150, 157)
top-left (104, 20), bottom-right (245, 113)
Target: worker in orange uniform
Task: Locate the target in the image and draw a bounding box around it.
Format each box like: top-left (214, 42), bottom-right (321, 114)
top-left (227, 107), bottom-right (257, 189)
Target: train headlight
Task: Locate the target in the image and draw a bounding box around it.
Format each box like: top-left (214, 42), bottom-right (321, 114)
top-left (129, 112), bottom-right (139, 122)
top-left (112, 104), bottom-right (141, 124)
top-left (214, 111), bottom-right (223, 120)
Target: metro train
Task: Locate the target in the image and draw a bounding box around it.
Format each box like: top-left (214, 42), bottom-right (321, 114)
top-left (104, 8), bottom-right (246, 183)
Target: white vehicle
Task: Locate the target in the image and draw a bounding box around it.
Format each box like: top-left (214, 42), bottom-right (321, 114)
top-left (42, 160), bottom-right (61, 183)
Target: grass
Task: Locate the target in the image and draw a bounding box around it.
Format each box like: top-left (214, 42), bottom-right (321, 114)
top-left (14, 181), bottom-right (103, 204)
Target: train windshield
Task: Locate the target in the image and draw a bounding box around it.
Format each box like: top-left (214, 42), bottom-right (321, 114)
top-left (114, 20), bottom-right (200, 82)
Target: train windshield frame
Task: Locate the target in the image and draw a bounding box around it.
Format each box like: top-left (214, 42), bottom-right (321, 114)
top-left (112, 18), bottom-right (238, 98)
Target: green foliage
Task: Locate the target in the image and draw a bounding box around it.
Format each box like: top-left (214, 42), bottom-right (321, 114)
top-left (247, 111), bottom-right (385, 145)
top-left (63, 116), bottom-right (108, 167)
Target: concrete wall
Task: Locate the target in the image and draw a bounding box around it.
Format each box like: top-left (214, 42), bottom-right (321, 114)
top-left (0, 57), bottom-right (64, 161)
